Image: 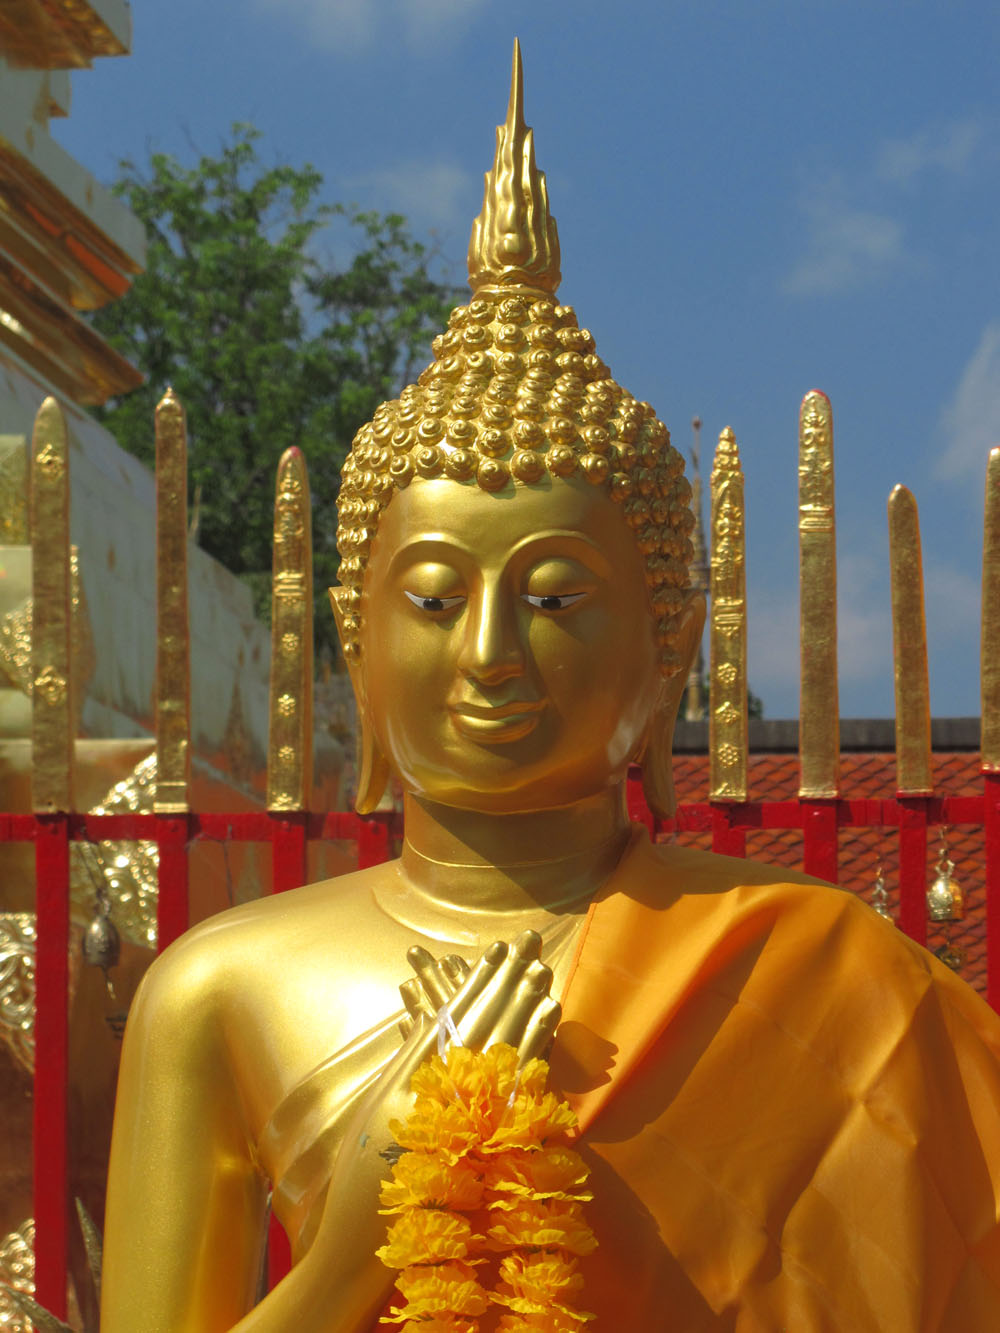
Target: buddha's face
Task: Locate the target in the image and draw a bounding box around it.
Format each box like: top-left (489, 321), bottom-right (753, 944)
top-left (354, 476), bottom-right (668, 814)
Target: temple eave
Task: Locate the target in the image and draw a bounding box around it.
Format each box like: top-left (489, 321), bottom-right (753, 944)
top-left (0, 0), bottom-right (130, 71)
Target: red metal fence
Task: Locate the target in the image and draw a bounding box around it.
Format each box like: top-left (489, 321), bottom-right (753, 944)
top-left (12, 772), bottom-right (1000, 1316)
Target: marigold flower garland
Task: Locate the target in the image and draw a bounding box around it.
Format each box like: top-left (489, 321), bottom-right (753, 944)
top-left (376, 1043), bottom-right (596, 1332)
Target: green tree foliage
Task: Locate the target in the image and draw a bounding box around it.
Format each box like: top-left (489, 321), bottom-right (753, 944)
top-left (91, 124), bottom-right (460, 655)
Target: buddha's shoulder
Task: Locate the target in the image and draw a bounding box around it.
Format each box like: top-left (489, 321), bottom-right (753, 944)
top-left (133, 861), bottom-right (399, 1008)
top-left (632, 835), bottom-right (887, 933)
top-left (638, 834), bottom-right (836, 896)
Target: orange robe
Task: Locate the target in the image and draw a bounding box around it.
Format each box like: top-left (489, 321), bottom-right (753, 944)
top-left (554, 831), bottom-right (1000, 1330)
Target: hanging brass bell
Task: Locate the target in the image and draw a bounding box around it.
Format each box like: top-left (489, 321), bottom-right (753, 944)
top-left (82, 898), bottom-right (121, 989)
top-left (926, 853), bottom-right (965, 923)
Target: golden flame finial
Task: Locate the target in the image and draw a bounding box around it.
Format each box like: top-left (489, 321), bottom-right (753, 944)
top-left (468, 39), bottom-right (561, 296)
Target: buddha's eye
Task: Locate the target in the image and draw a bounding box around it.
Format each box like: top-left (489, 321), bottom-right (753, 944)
top-left (522, 592), bottom-right (587, 612)
top-left (404, 590), bottom-right (465, 613)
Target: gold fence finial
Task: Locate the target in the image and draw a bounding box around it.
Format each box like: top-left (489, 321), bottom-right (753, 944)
top-left (267, 447), bottom-right (313, 812)
top-left (154, 386), bottom-right (191, 813)
top-left (798, 388), bottom-right (840, 799)
top-left (888, 484), bottom-right (933, 795)
top-left (710, 426), bottom-right (748, 802)
top-left (982, 447), bottom-right (1000, 770)
top-left (467, 38), bottom-right (561, 296)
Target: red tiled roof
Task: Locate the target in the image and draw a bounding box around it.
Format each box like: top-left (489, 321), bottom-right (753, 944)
top-left (669, 751), bottom-right (989, 999)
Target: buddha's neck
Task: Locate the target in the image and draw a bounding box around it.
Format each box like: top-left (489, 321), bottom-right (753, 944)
top-left (397, 787), bottom-right (632, 918)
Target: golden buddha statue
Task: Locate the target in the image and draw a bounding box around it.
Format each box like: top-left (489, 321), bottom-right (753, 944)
top-left (102, 44), bottom-right (1000, 1333)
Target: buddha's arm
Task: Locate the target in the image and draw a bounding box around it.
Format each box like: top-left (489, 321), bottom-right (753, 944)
top-left (101, 949), bottom-right (271, 1331)
top-left (102, 931), bottom-right (560, 1333)
top-left (101, 942), bottom-right (386, 1333)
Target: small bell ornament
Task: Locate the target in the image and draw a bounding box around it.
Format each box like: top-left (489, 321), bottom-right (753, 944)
top-left (926, 830), bottom-right (965, 924)
top-left (82, 886), bottom-right (121, 998)
top-left (870, 862), bottom-right (895, 924)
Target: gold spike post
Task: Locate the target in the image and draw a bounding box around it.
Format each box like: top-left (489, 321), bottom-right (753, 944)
top-left (983, 449), bottom-right (1000, 770)
top-left (468, 39), bottom-right (561, 296)
top-left (709, 428), bottom-right (748, 801)
top-left (30, 397), bottom-right (73, 812)
top-left (798, 390), bottom-right (840, 799)
top-left (888, 485), bottom-right (933, 794)
top-left (267, 448), bottom-right (313, 810)
top-left (154, 388), bottom-right (191, 813)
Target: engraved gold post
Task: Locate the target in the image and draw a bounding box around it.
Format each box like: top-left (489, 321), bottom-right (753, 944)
top-left (267, 447), bottom-right (313, 812)
top-left (798, 390), bottom-right (840, 800)
top-left (30, 397), bottom-right (73, 812)
top-left (153, 389), bottom-right (190, 949)
top-left (29, 395), bottom-right (73, 1316)
top-left (983, 448), bottom-right (1000, 1008)
top-left (982, 448), bottom-right (1000, 771)
top-left (888, 485), bottom-right (933, 795)
top-left (154, 388), bottom-right (191, 813)
top-left (709, 427), bottom-right (748, 802)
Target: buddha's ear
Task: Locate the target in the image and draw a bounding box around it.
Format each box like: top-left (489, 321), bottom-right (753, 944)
top-left (328, 587), bottom-right (390, 816)
top-left (640, 590), bottom-right (707, 820)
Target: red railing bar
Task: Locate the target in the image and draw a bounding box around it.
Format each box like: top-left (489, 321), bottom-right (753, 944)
top-left (710, 805), bottom-right (746, 857)
top-left (896, 797), bottom-right (929, 946)
top-left (801, 799), bottom-right (839, 883)
top-left (358, 816), bottom-right (392, 868)
top-left (156, 813), bottom-right (190, 953)
top-left (0, 802), bottom-right (989, 848)
top-left (32, 812), bottom-right (70, 1319)
top-left (271, 811), bottom-right (308, 896)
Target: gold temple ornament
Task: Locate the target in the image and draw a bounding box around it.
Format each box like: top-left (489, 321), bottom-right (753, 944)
top-left (888, 484), bottom-right (933, 796)
top-left (267, 447), bottom-right (314, 811)
top-left (982, 447), bottom-right (1000, 770)
top-left (153, 387), bottom-right (191, 814)
top-left (927, 829), bottom-right (965, 924)
top-left (870, 861), bottom-right (895, 924)
top-left (709, 427), bottom-right (748, 801)
top-left (797, 390), bottom-right (839, 800)
top-left (30, 397), bottom-right (73, 813)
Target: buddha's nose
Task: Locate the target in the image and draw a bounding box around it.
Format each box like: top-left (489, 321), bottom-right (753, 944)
top-left (458, 585), bottom-right (525, 684)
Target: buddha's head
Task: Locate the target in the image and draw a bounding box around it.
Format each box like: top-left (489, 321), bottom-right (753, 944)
top-left (331, 43), bottom-right (704, 819)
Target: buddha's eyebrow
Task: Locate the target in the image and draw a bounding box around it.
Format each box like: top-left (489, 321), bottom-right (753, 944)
top-left (388, 536), bottom-right (474, 575)
top-left (507, 530), bottom-right (613, 576)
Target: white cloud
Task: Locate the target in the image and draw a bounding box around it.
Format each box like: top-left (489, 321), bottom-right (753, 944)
top-left (252, 0), bottom-right (486, 52)
top-left (352, 161), bottom-right (470, 231)
top-left (783, 179), bottom-right (907, 297)
top-left (876, 119), bottom-right (984, 185)
top-left (938, 322), bottom-right (1000, 479)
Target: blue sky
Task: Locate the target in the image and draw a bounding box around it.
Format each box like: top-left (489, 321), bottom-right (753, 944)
top-left (54, 0), bottom-right (1000, 719)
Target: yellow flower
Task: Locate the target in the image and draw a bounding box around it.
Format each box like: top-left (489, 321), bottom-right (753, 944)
top-left (396, 1320), bottom-right (478, 1333)
top-left (497, 1252), bottom-right (585, 1303)
top-left (485, 1146), bottom-right (592, 1202)
top-left (379, 1045), bottom-right (596, 1330)
top-left (486, 1200), bottom-right (597, 1256)
top-left (482, 1093), bottom-right (578, 1154)
top-left (385, 1262), bottom-right (490, 1320)
top-left (497, 1314), bottom-right (590, 1332)
top-left (376, 1210), bottom-right (483, 1268)
top-left (380, 1154), bottom-right (485, 1213)
top-left (389, 1100), bottom-right (484, 1162)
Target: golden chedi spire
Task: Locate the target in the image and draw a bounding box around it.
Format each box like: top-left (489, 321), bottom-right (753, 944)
top-left (335, 45), bottom-right (694, 678)
top-left (468, 39), bottom-right (561, 297)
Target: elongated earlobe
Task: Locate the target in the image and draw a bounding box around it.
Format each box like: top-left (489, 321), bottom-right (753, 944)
top-left (639, 688), bottom-right (680, 820)
top-left (328, 586), bottom-right (390, 814)
top-left (639, 590), bottom-right (706, 820)
top-left (354, 712), bottom-right (390, 815)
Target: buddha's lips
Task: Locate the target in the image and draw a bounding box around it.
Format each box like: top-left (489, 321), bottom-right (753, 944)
top-left (448, 698), bottom-right (545, 742)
